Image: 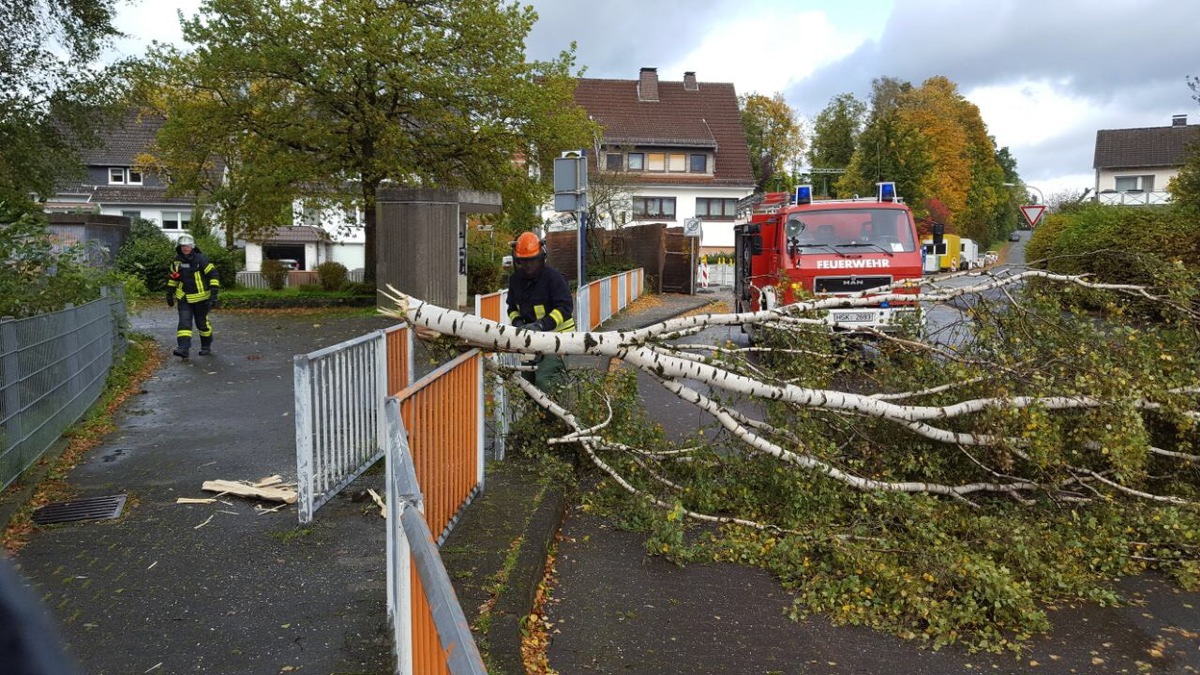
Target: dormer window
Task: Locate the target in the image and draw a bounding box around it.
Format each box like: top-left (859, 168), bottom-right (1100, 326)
top-left (609, 151), bottom-right (710, 174)
top-left (108, 168), bottom-right (143, 185)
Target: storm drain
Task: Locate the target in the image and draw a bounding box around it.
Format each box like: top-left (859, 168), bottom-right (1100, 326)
top-left (31, 495), bottom-right (127, 525)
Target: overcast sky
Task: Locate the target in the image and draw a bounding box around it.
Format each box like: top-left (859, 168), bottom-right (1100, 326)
top-left (112, 0), bottom-right (1200, 201)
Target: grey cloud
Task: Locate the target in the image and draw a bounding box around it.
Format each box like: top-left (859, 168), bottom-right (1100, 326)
top-left (789, 0), bottom-right (1200, 116)
top-left (524, 0), bottom-right (737, 78)
top-left (521, 0), bottom-right (1198, 185)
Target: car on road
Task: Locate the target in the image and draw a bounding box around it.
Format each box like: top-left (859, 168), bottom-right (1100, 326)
top-left (1009, 231), bottom-right (1021, 242)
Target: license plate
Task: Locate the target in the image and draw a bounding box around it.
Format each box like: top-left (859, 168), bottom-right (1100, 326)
top-left (831, 311), bottom-right (875, 323)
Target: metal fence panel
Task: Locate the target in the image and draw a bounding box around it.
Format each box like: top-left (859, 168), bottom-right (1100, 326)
top-left (236, 269), bottom-right (365, 289)
top-left (384, 398), bottom-right (485, 675)
top-left (294, 330), bottom-right (387, 523)
top-left (0, 289), bottom-right (126, 491)
top-left (395, 350), bottom-right (483, 544)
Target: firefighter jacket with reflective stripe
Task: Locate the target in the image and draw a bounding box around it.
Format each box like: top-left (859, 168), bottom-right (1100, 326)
top-left (506, 265), bottom-right (575, 332)
top-left (168, 247), bottom-right (220, 304)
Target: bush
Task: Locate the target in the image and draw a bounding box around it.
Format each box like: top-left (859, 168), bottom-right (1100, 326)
top-left (1027, 203), bottom-right (1200, 284)
top-left (467, 227), bottom-right (510, 295)
top-left (193, 231), bottom-right (238, 290)
top-left (115, 219), bottom-right (174, 293)
top-left (0, 212), bottom-right (113, 317)
top-left (260, 258), bottom-right (287, 291)
top-left (316, 261), bottom-right (348, 291)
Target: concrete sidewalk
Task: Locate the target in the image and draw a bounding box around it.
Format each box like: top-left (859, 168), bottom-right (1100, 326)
top-left (8, 305), bottom-right (405, 675)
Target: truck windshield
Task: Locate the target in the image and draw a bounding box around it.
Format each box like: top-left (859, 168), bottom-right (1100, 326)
top-left (788, 208), bottom-right (916, 253)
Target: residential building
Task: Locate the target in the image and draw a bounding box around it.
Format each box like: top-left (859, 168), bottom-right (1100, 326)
top-left (569, 68), bottom-right (755, 254)
top-left (45, 110), bottom-right (197, 241)
top-left (1093, 114), bottom-right (1198, 205)
top-left (242, 206), bottom-right (365, 273)
top-left (44, 109), bottom-right (366, 272)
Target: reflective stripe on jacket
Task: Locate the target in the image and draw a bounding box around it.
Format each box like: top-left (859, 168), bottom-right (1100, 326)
top-left (506, 265), bottom-right (575, 332)
top-left (168, 247), bottom-right (220, 304)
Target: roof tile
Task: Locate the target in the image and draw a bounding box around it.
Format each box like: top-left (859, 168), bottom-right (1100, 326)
top-left (575, 72), bottom-right (755, 187)
top-left (1094, 123), bottom-right (1198, 169)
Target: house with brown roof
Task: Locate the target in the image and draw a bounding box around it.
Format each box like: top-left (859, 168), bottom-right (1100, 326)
top-left (45, 110), bottom-right (199, 241)
top-left (45, 109), bottom-right (365, 273)
top-left (1093, 114), bottom-right (1198, 205)
top-left (570, 68), bottom-right (755, 253)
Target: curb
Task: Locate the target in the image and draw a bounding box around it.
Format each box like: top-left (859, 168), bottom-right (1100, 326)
top-left (486, 483), bottom-right (567, 675)
top-left (481, 295), bottom-right (718, 670)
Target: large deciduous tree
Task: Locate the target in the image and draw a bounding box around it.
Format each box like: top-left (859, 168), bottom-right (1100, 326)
top-left (836, 78), bottom-right (931, 209)
top-left (0, 0), bottom-right (121, 210)
top-left (127, 72), bottom-right (303, 249)
top-left (740, 92), bottom-right (805, 193)
top-left (380, 259), bottom-right (1200, 651)
top-left (807, 92), bottom-right (865, 197)
top-left (838, 76), bottom-right (1015, 244)
top-left (145, 0), bottom-right (592, 281)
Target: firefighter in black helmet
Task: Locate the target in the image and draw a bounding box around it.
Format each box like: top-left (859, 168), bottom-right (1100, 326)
top-left (166, 234), bottom-right (220, 358)
top-left (506, 231), bottom-right (574, 391)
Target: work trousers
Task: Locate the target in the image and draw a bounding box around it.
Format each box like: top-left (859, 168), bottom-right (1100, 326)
top-left (176, 300), bottom-right (213, 351)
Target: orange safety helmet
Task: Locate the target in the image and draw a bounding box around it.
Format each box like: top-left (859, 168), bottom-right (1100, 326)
top-left (512, 231), bottom-right (545, 260)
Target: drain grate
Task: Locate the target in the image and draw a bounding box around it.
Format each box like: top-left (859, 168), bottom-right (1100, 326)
top-left (31, 495), bottom-right (127, 525)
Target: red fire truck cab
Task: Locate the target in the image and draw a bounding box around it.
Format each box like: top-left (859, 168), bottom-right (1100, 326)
top-left (733, 182), bottom-right (923, 333)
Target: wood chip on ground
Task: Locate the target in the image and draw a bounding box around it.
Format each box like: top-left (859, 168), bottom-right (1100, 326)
top-left (201, 479), bottom-right (298, 505)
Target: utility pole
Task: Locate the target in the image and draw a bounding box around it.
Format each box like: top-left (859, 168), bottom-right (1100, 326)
top-left (554, 150), bottom-right (588, 287)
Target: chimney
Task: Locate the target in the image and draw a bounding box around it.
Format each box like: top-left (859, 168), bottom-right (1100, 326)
top-left (638, 67), bottom-right (659, 102)
top-left (1173, 114), bottom-right (1188, 127)
top-left (683, 71), bottom-right (698, 91)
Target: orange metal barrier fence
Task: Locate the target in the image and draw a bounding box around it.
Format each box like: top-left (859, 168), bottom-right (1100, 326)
top-left (392, 351), bottom-right (484, 674)
top-left (412, 563), bottom-right (451, 675)
top-left (394, 350), bottom-right (484, 542)
top-left (385, 324), bottom-right (414, 396)
top-left (475, 290), bottom-right (507, 325)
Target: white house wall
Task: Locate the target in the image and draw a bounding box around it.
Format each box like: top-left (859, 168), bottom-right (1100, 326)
top-left (98, 205), bottom-right (194, 243)
top-left (1095, 167), bottom-right (1179, 193)
top-left (328, 243), bottom-right (364, 271)
top-left (244, 203), bottom-right (368, 272)
top-left (543, 183), bottom-right (750, 251)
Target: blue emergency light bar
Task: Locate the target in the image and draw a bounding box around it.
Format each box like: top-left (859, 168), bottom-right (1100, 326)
top-left (795, 184), bottom-right (813, 205)
top-left (877, 182), bottom-right (897, 202)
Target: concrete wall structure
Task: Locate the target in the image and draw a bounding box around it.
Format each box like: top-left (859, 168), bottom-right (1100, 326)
top-left (377, 188), bottom-right (502, 309)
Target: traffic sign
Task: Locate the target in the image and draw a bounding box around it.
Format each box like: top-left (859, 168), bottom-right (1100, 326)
top-left (1020, 204), bottom-right (1046, 228)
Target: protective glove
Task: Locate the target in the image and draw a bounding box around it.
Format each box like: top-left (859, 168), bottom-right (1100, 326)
top-left (166, 291), bottom-right (175, 308)
top-left (536, 317), bottom-right (556, 332)
top-left (209, 289), bottom-right (219, 309)
top-left (511, 317), bottom-right (528, 329)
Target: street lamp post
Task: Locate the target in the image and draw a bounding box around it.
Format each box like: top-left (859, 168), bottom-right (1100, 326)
top-left (1003, 182), bottom-right (1044, 205)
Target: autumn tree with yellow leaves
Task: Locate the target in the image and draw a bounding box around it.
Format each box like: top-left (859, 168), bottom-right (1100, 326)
top-left (834, 76), bottom-right (1018, 246)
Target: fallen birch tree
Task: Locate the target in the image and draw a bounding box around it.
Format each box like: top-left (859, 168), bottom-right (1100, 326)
top-left (380, 268), bottom-right (1200, 651)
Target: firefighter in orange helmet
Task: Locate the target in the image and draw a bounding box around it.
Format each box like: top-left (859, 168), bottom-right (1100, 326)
top-left (506, 232), bottom-right (575, 391)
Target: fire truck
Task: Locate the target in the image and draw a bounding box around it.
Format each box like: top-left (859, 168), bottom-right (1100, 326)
top-left (733, 182), bottom-right (923, 333)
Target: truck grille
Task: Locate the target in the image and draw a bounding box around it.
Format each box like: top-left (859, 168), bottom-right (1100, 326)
top-left (814, 275), bottom-right (893, 294)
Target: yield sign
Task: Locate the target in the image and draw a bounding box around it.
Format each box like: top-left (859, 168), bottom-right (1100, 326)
top-left (1020, 204), bottom-right (1046, 228)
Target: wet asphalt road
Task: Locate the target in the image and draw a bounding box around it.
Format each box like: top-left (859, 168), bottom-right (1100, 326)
top-left (546, 288), bottom-right (1200, 675)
